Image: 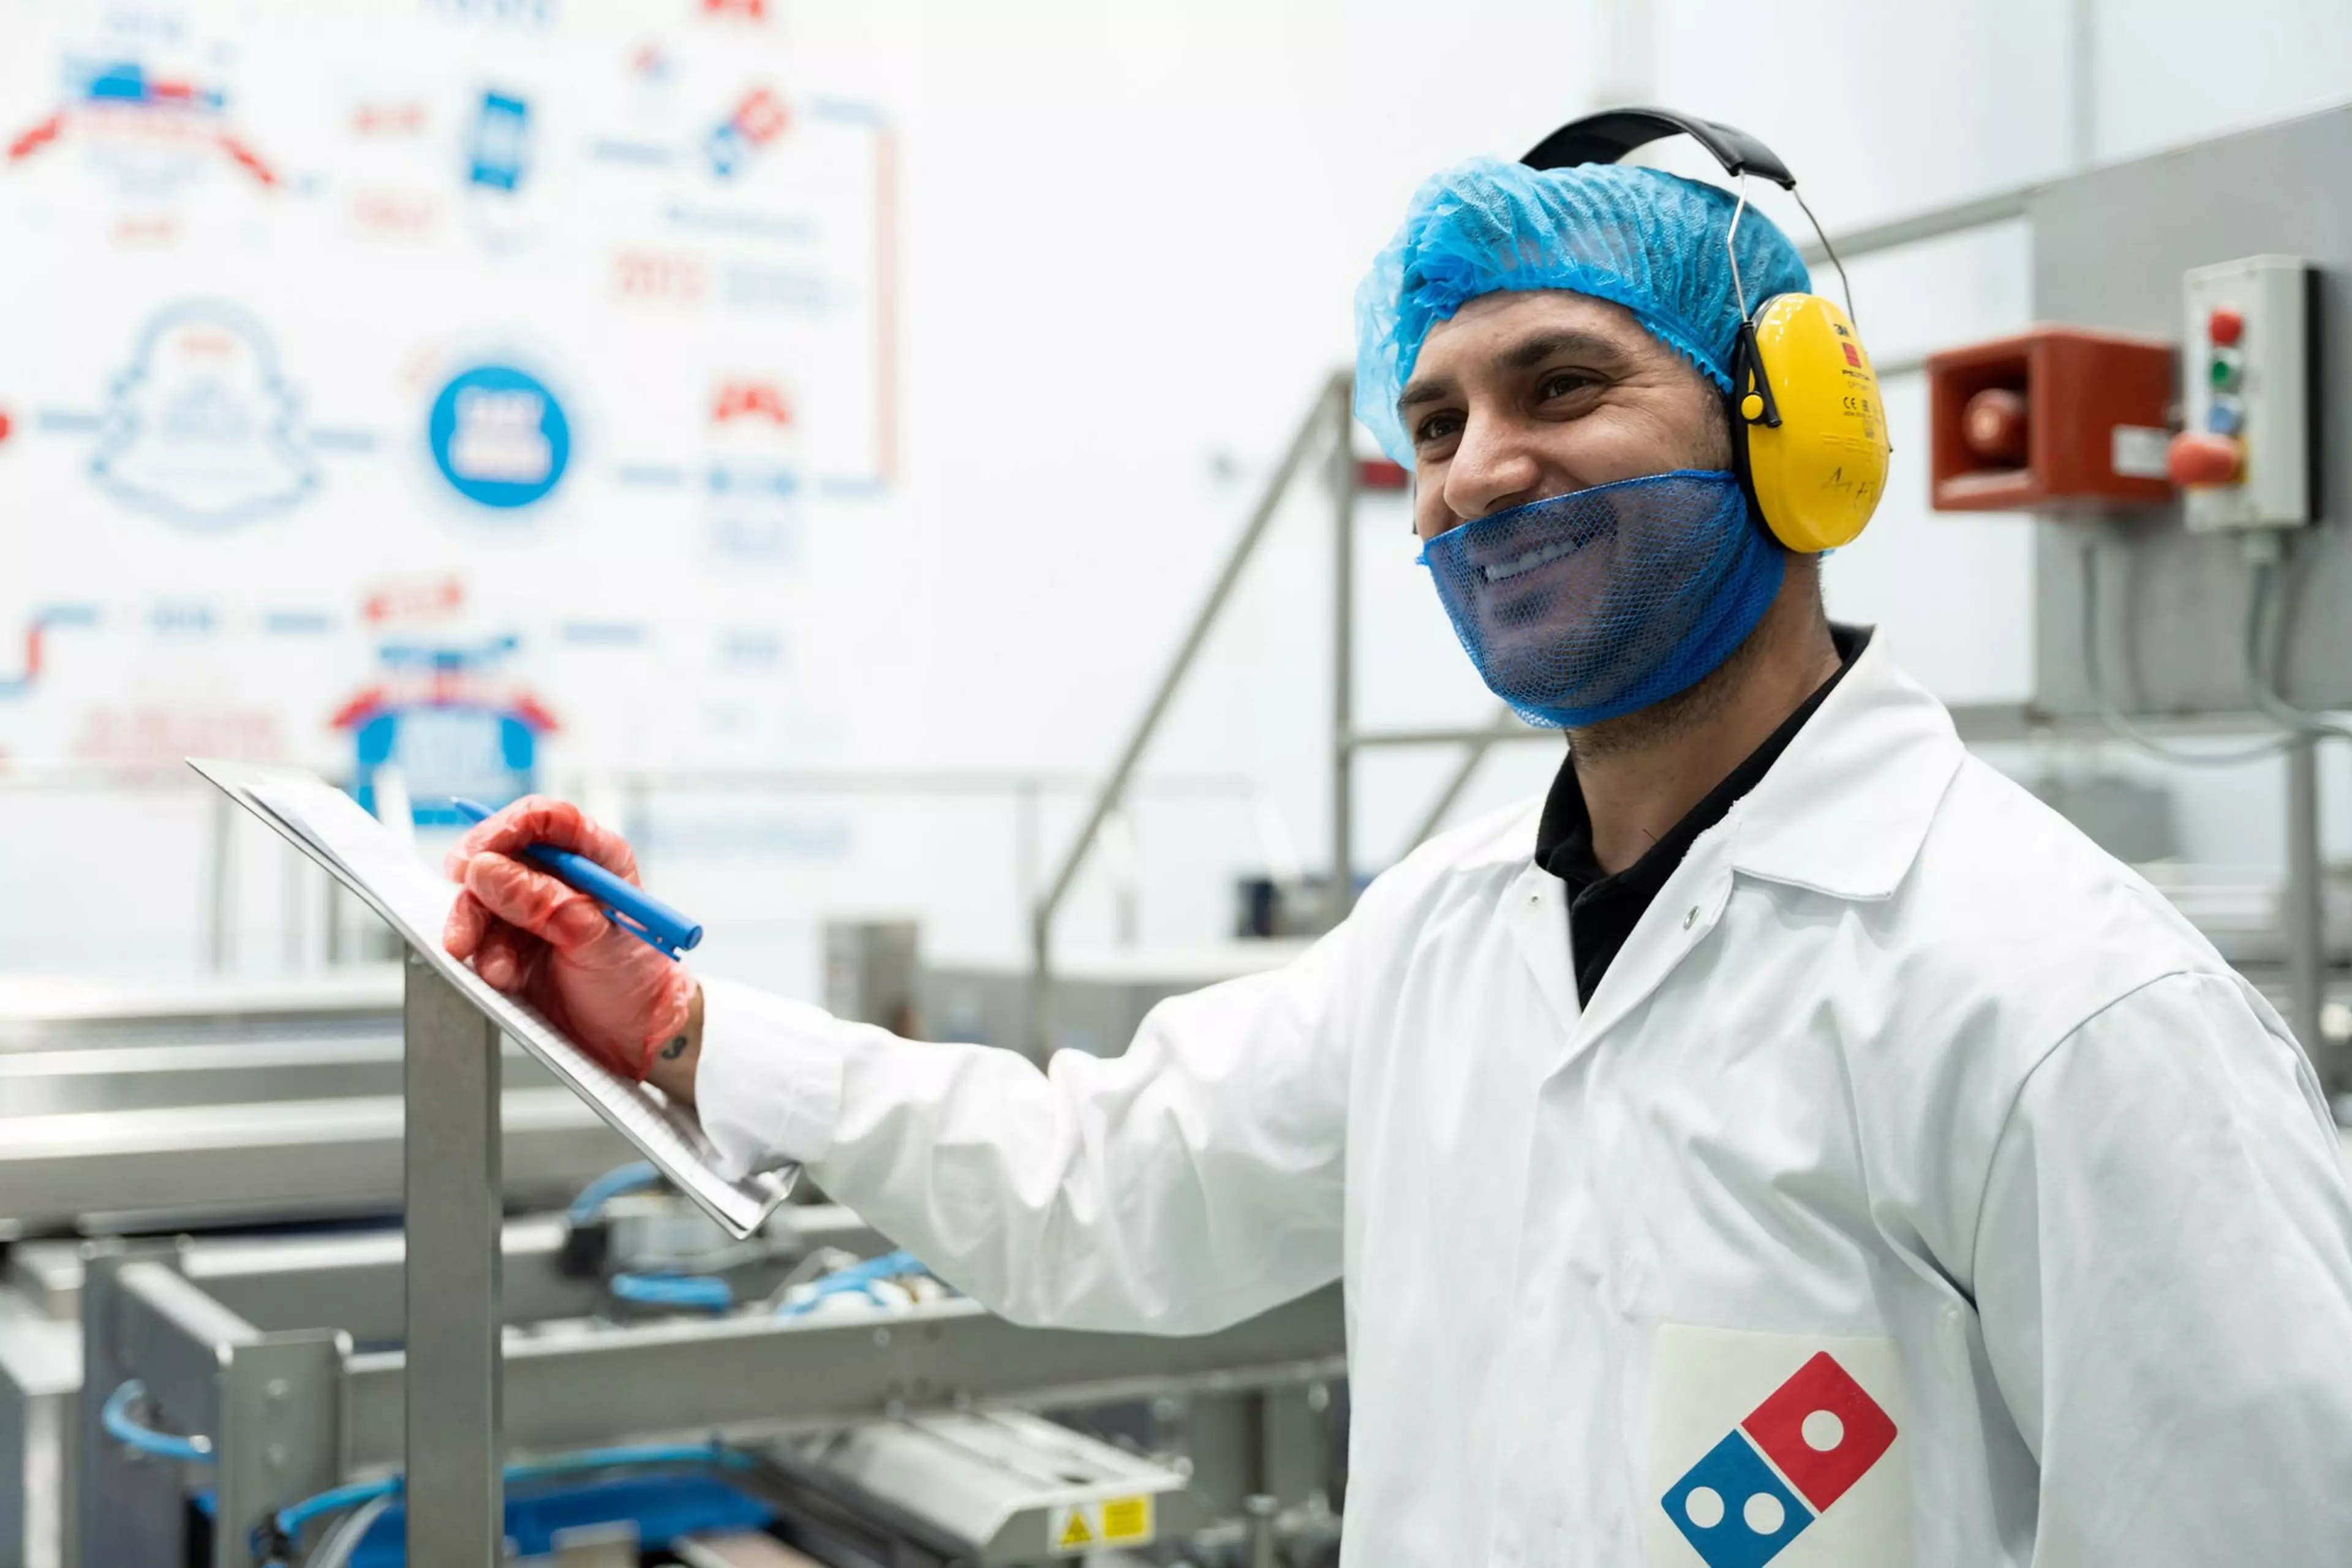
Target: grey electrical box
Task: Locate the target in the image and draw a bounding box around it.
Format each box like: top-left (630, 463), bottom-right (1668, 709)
top-left (2030, 103), bottom-right (2350, 717)
top-left (823, 919), bottom-right (922, 1035)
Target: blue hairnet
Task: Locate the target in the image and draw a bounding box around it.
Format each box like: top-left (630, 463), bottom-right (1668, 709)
top-left (1354, 156), bottom-right (1811, 466)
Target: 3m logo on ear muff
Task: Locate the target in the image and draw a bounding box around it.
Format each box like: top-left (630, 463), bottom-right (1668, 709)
top-left (1521, 106), bottom-right (1891, 554)
top-left (1733, 293), bottom-right (1888, 552)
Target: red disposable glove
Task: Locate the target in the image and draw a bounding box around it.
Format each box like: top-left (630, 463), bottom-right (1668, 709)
top-left (440, 795), bottom-right (693, 1081)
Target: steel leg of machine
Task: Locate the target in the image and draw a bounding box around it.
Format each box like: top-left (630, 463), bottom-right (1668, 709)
top-left (2, 1311), bottom-right (83, 1568)
top-left (0, 1349), bottom-right (26, 1568)
top-left (207, 793), bottom-right (235, 974)
top-left (1170, 1392), bottom-right (1256, 1518)
top-left (2283, 731), bottom-right (2334, 1084)
top-left (404, 956), bottom-right (505, 1565)
top-left (213, 1333), bottom-right (348, 1568)
top-left (1328, 387), bottom-right (1360, 927)
top-left (1258, 1382), bottom-right (1333, 1509)
top-left (78, 1253), bottom-right (242, 1566)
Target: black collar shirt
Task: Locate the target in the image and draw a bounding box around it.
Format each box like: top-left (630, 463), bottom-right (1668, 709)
top-left (1534, 625), bottom-right (1873, 1006)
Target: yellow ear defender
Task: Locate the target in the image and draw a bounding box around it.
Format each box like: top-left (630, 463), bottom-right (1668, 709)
top-left (1522, 108), bottom-right (1890, 554)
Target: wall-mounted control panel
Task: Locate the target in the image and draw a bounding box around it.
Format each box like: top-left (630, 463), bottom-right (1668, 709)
top-left (2170, 254), bottom-right (2312, 531)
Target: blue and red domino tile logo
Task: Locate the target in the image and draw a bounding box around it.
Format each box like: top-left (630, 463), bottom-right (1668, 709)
top-left (1661, 1352), bottom-right (1897, 1568)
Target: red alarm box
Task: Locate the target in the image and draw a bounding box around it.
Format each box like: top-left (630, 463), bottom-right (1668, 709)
top-left (1926, 327), bottom-right (2175, 511)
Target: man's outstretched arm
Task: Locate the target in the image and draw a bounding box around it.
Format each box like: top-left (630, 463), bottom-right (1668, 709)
top-left (689, 920), bottom-right (1364, 1336)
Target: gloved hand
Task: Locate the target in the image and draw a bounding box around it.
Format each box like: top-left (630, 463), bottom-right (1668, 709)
top-left (441, 796), bottom-right (695, 1081)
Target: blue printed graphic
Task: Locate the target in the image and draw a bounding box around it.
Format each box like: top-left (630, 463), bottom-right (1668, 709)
top-left (469, 90), bottom-right (531, 191)
top-left (90, 302), bottom-right (317, 529)
top-left (336, 638), bottom-right (554, 824)
top-left (704, 460), bottom-right (799, 560)
top-left (1661, 1432), bottom-right (1813, 1568)
top-left (350, 704), bottom-right (540, 824)
top-left (428, 364), bottom-right (570, 509)
top-left (71, 58), bottom-right (226, 111)
top-left (704, 121), bottom-right (752, 179)
top-left (703, 88), bottom-right (786, 179)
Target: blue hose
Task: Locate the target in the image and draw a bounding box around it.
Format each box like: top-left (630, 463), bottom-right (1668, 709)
top-left (609, 1270), bottom-right (733, 1313)
top-left (566, 1161), bottom-right (661, 1226)
top-left (777, 1250), bottom-right (924, 1317)
top-left (101, 1379), bottom-right (214, 1463)
top-left (266, 1441), bottom-right (752, 1554)
top-left (271, 1476), bottom-right (403, 1540)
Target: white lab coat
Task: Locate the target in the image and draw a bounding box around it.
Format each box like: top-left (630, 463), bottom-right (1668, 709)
top-left (696, 638), bottom-right (2352, 1566)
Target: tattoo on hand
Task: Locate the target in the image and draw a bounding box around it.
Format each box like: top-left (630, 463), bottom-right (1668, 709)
top-left (658, 1034), bottom-right (689, 1061)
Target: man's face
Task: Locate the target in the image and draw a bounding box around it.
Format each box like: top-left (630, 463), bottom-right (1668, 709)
top-left (1399, 289), bottom-right (1732, 542)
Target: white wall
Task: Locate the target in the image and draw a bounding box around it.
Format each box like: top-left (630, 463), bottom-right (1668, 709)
top-left (7, 0), bottom-right (2351, 986)
top-left (897, 0), bottom-right (2352, 968)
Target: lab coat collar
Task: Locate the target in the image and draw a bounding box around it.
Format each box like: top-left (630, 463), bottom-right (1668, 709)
top-left (1721, 633), bottom-right (1967, 902)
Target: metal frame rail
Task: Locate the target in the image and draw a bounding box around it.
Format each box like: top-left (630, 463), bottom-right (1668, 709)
top-left (0, 760), bottom-right (1262, 980)
top-left (1028, 373), bottom-right (1357, 1050)
top-left (56, 1240), bottom-right (1343, 1567)
top-left (1023, 175), bottom-right (2342, 1079)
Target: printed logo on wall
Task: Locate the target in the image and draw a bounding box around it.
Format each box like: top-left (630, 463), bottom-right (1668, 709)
top-left (463, 85), bottom-right (549, 248)
top-left (428, 0), bottom-right (558, 29)
top-left (332, 635), bottom-right (556, 824)
top-left (6, 54), bottom-right (280, 202)
top-left (468, 89), bottom-right (530, 191)
top-left (89, 301), bottom-right (317, 528)
top-left (704, 88), bottom-right (788, 179)
top-left (428, 363), bottom-right (570, 509)
top-left (705, 377), bottom-right (799, 560)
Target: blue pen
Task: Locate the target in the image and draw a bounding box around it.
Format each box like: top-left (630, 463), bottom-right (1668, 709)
top-left (448, 798), bottom-right (703, 959)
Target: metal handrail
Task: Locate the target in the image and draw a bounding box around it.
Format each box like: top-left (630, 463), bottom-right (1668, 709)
top-left (1, 764), bottom-right (1268, 978)
top-left (1028, 372), bottom-right (1353, 1048)
top-left (1793, 181), bottom-right (2038, 267)
top-left (0, 764), bottom-right (1264, 797)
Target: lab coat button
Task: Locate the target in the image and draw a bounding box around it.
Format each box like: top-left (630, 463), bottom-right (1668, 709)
top-left (1684, 905), bottom-right (1699, 929)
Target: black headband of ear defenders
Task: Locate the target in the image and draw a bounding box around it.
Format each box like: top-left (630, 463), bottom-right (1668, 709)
top-left (1520, 106), bottom-right (1798, 189)
top-left (1518, 107), bottom-right (1812, 532)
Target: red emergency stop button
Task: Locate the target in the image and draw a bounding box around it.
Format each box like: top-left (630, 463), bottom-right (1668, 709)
top-left (2167, 431), bottom-right (2241, 486)
top-left (2207, 305), bottom-right (2245, 347)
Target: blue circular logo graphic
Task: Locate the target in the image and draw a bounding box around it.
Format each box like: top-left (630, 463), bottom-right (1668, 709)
top-left (428, 364), bottom-right (570, 509)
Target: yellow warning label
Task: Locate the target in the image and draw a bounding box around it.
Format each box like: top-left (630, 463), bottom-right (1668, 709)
top-left (1101, 1494), bottom-right (1154, 1543)
top-left (1049, 1494), bottom-right (1156, 1555)
top-left (1050, 1505), bottom-right (1096, 1553)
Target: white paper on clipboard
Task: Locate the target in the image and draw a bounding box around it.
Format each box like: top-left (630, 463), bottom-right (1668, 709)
top-left (187, 758), bottom-right (797, 1238)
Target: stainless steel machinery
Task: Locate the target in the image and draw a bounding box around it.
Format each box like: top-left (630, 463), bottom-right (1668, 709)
top-left (3, 1189), bottom-right (1347, 1568)
top-left (0, 968), bottom-right (635, 1242)
top-left (0, 965), bottom-right (1349, 1568)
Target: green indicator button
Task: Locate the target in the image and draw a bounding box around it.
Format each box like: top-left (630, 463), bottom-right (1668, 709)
top-left (2209, 356), bottom-right (2241, 390)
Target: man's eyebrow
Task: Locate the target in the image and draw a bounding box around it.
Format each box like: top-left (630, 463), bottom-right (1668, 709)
top-left (1396, 327), bottom-right (1635, 418)
top-left (1501, 328), bottom-right (1630, 370)
top-left (1396, 377), bottom-right (1452, 415)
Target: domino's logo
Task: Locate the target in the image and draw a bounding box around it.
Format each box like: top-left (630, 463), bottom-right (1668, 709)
top-left (1660, 1352), bottom-right (1897, 1568)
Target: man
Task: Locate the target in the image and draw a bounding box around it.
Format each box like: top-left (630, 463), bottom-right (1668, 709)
top-left (447, 146), bottom-right (2352, 1564)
